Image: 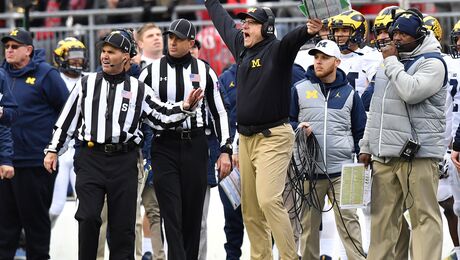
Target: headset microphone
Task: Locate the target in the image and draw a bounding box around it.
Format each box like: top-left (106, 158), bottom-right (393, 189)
top-left (394, 34), bottom-right (425, 50)
top-left (108, 58), bottom-right (127, 67)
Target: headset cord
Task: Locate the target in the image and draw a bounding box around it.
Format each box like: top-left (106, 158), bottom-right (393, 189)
top-left (287, 128), bottom-right (367, 258)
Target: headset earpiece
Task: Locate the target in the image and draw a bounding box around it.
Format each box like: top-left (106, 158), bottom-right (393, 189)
top-left (116, 28), bottom-right (137, 58)
top-left (261, 7), bottom-right (275, 38)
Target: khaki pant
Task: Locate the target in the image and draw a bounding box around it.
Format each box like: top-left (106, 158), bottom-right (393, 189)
top-left (368, 158), bottom-right (442, 260)
top-left (283, 169), bottom-right (301, 251)
top-left (198, 186), bottom-right (211, 260)
top-left (239, 124), bottom-right (297, 260)
top-left (142, 183), bottom-right (165, 259)
top-left (300, 177), bottom-right (365, 260)
top-left (135, 158), bottom-right (146, 260)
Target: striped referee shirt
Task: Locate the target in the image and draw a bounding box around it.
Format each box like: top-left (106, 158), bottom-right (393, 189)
top-left (138, 54), bottom-right (230, 147)
top-left (45, 71), bottom-right (192, 155)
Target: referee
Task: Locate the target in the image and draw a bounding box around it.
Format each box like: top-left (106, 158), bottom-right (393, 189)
top-left (138, 19), bottom-right (232, 260)
top-left (43, 30), bottom-right (203, 260)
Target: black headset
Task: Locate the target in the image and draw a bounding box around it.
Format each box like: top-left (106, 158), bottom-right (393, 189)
top-left (261, 7), bottom-right (275, 38)
top-left (118, 28), bottom-right (138, 58)
top-left (101, 29), bottom-right (137, 58)
top-left (389, 9), bottom-right (427, 40)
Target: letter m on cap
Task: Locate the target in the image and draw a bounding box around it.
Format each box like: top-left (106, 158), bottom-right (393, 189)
top-left (401, 13), bottom-right (413, 19)
top-left (317, 42), bottom-right (327, 48)
top-left (248, 8), bottom-right (257, 13)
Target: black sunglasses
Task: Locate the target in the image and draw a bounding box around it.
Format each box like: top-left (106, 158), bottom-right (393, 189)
top-left (4, 44), bottom-right (26, 50)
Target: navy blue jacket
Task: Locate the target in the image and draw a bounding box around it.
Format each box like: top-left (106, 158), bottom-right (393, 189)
top-left (361, 76), bottom-right (375, 112)
top-left (0, 69), bottom-right (18, 166)
top-left (207, 119), bottom-right (220, 187)
top-left (0, 125), bottom-right (13, 166)
top-left (290, 66), bottom-right (366, 155)
top-left (292, 63), bottom-right (306, 86)
top-left (219, 64), bottom-right (237, 139)
top-left (2, 49), bottom-right (69, 167)
top-left (0, 69), bottom-right (18, 126)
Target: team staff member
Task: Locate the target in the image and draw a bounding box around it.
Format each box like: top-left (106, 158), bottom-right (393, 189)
top-left (0, 28), bottom-right (69, 260)
top-left (138, 19), bottom-right (231, 260)
top-left (362, 6), bottom-right (412, 259)
top-left (204, 0), bottom-right (322, 257)
top-left (216, 63), bottom-right (245, 259)
top-left (359, 9), bottom-right (446, 260)
top-left (43, 30), bottom-right (203, 260)
top-left (290, 40), bottom-right (366, 260)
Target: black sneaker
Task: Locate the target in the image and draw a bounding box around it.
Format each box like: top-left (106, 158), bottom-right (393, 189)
top-left (320, 255), bottom-right (332, 260)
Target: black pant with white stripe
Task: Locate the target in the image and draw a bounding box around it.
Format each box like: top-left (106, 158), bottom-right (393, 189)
top-left (152, 131), bottom-right (208, 260)
top-left (74, 146), bottom-right (138, 260)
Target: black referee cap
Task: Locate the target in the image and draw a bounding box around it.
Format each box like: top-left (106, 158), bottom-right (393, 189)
top-left (99, 31), bottom-right (131, 53)
top-left (163, 19), bottom-right (196, 40)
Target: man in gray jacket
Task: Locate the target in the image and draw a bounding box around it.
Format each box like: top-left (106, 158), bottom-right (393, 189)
top-left (358, 9), bottom-right (447, 260)
top-left (290, 39), bottom-right (367, 260)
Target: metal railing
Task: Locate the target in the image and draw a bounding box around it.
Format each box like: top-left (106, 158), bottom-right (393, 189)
top-left (0, 2), bottom-right (458, 71)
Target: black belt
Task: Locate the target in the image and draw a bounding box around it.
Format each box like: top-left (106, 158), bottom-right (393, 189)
top-left (83, 141), bottom-right (138, 154)
top-left (154, 127), bottom-right (205, 140)
top-left (238, 118), bottom-right (289, 137)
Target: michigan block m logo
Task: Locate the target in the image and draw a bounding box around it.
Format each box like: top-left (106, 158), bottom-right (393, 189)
top-left (25, 77), bottom-right (36, 85)
top-left (251, 59), bottom-right (261, 68)
top-left (317, 41), bottom-right (327, 48)
top-left (400, 13), bottom-right (413, 19)
top-left (306, 90), bottom-right (318, 99)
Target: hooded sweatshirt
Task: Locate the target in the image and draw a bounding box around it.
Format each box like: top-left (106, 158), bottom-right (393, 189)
top-left (360, 31), bottom-right (447, 160)
top-left (2, 49), bottom-right (69, 167)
